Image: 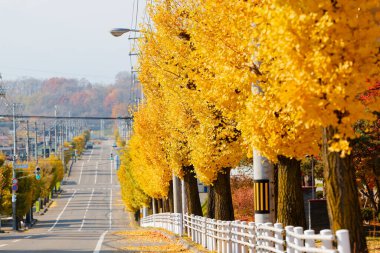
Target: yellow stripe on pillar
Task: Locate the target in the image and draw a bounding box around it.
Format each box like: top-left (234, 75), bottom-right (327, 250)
top-left (254, 180), bottom-right (270, 214)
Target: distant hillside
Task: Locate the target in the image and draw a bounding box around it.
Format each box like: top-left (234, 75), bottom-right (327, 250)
top-left (3, 72), bottom-right (140, 118)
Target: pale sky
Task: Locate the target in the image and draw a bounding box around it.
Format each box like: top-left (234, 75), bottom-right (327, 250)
top-left (0, 0), bottom-right (147, 84)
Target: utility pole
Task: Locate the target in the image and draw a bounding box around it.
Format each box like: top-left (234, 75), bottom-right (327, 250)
top-left (26, 120), bottom-right (30, 162)
top-left (12, 103), bottom-right (17, 231)
top-left (65, 120), bottom-right (68, 142)
top-left (55, 106), bottom-right (58, 154)
top-left (43, 123), bottom-right (46, 158)
top-left (34, 122), bottom-right (38, 163)
top-left (253, 150), bottom-right (275, 223)
top-left (49, 127), bottom-right (52, 157)
top-left (61, 124), bottom-right (64, 161)
top-left (251, 83), bottom-right (275, 223)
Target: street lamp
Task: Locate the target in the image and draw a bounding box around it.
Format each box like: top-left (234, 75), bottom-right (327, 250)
top-left (110, 27), bottom-right (144, 107)
top-left (110, 28), bottom-right (141, 37)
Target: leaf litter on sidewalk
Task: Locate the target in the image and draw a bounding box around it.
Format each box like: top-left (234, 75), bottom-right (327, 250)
top-left (113, 229), bottom-right (192, 252)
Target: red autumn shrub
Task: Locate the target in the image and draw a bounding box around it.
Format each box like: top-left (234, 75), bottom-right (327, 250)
top-left (231, 175), bottom-right (254, 221)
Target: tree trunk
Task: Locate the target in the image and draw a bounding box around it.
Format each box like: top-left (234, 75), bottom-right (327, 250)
top-left (214, 168), bottom-right (234, 221)
top-left (277, 156), bottom-right (306, 227)
top-left (207, 186), bottom-right (215, 218)
top-left (157, 198), bottom-right (162, 213)
top-left (183, 165), bottom-right (202, 216)
top-left (274, 164), bottom-right (278, 222)
top-left (371, 163), bottom-right (380, 218)
top-left (25, 210), bottom-right (31, 225)
top-left (152, 198), bottom-right (158, 214)
top-left (168, 180), bottom-right (174, 213)
top-left (163, 198), bottom-right (170, 212)
top-left (323, 127), bottom-right (367, 252)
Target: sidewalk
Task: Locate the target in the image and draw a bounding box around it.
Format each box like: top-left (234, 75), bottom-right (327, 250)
top-left (0, 193), bottom-right (58, 234)
top-left (106, 228), bottom-right (209, 253)
top-left (103, 213), bottom-right (209, 252)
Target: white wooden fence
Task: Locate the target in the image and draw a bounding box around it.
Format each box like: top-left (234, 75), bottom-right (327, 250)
top-left (140, 212), bottom-right (183, 236)
top-left (140, 213), bottom-right (351, 253)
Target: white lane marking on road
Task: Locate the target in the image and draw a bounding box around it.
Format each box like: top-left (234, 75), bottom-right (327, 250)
top-left (94, 230), bottom-right (108, 253)
top-left (78, 188), bottom-right (95, 231)
top-left (12, 239), bottom-right (20, 243)
top-left (109, 188), bottom-right (112, 230)
top-left (87, 149), bottom-right (93, 162)
top-left (94, 162), bottom-right (98, 184)
top-left (110, 160), bottom-right (113, 184)
top-left (0, 244), bottom-right (8, 248)
top-left (48, 190), bottom-right (77, 232)
top-left (78, 162), bottom-right (84, 184)
top-left (25, 236), bottom-right (32, 239)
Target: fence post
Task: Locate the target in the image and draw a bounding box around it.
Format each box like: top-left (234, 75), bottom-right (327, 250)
top-left (191, 214), bottom-right (195, 242)
top-left (186, 213), bottom-right (190, 236)
top-left (248, 222), bottom-right (255, 253)
top-left (274, 223), bottom-right (284, 252)
top-left (285, 226), bottom-right (295, 253)
top-left (231, 221), bottom-right (235, 253)
top-left (202, 217), bottom-right (207, 248)
top-left (304, 229), bottom-right (315, 249)
top-left (233, 221), bottom-right (239, 253)
top-left (212, 219), bottom-right (217, 252)
top-left (336, 229), bottom-right (351, 253)
top-left (221, 221), bottom-right (226, 253)
top-left (227, 221), bottom-right (233, 253)
top-left (171, 213), bottom-right (174, 233)
top-left (206, 218), bottom-right (210, 250)
top-left (179, 213), bottom-right (183, 236)
top-left (221, 221), bottom-right (225, 253)
top-left (265, 222), bottom-right (274, 249)
top-left (294, 227), bottom-right (304, 253)
top-left (257, 224), bottom-right (263, 253)
top-left (197, 216), bottom-right (201, 244)
top-left (241, 221), bottom-right (247, 253)
top-left (217, 220), bottom-right (222, 253)
top-left (320, 229), bottom-right (333, 250)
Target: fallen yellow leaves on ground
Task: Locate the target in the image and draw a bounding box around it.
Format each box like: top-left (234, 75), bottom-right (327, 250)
top-left (367, 237), bottom-right (380, 253)
top-left (113, 229), bottom-right (193, 253)
top-left (122, 245), bottom-right (190, 252)
top-left (114, 230), bottom-right (169, 243)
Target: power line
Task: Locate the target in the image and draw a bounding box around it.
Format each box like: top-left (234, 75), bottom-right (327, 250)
top-left (0, 115), bottom-right (132, 120)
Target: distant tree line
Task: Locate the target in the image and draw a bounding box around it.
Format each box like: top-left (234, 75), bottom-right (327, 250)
top-left (3, 71), bottom-right (140, 118)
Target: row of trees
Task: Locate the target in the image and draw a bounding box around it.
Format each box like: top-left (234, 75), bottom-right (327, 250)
top-left (0, 130), bottom-right (90, 228)
top-left (0, 154), bottom-right (64, 227)
top-left (116, 1), bottom-right (380, 251)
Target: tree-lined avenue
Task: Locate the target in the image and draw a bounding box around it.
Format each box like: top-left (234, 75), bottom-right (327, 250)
top-left (0, 140), bottom-right (130, 252)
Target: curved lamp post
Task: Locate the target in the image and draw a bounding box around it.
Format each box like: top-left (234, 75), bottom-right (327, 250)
top-left (110, 28), bottom-right (141, 37)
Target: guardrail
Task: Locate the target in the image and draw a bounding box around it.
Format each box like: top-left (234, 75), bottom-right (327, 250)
top-left (141, 213), bottom-right (351, 253)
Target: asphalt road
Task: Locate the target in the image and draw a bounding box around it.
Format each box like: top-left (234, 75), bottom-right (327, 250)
top-left (0, 140), bottom-right (131, 252)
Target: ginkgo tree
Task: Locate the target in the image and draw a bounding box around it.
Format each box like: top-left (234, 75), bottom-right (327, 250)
top-left (137, 0), bottom-right (248, 220)
top-left (131, 1), bottom-right (379, 250)
top-left (249, 1), bottom-right (380, 251)
top-left (128, 98), bottom-right (173, 201)
top-left (117, 149), bottom-right (149, 212)
top-left (182, 0), bottom-right (311, 225)
top-left (0, 154), bottom-right (12, 217)
top-left (137, 3), bottom-right (204, 216)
